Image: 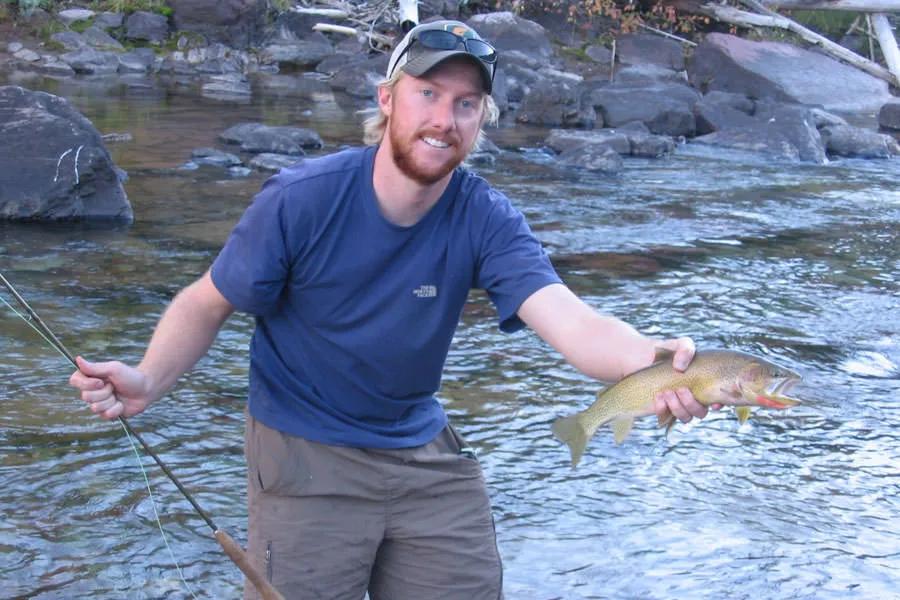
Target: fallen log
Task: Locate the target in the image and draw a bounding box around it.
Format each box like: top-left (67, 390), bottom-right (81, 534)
top-left (871, 13), bottom-right (900, 82)
top-left (758, 0), bottom-right (900, 11)
top-left (698, 2), bottom-right (898, 85)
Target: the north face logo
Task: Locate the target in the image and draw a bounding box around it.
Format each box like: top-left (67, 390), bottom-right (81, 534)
top-left (413, 284), bottom-right (437, 298)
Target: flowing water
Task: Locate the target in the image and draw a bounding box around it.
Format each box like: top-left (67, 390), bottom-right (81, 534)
top-left (1, 72), bottom-right (899, 599)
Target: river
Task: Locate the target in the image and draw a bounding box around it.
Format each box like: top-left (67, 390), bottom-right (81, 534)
top-left (1, 72), bottom-right (898, 599)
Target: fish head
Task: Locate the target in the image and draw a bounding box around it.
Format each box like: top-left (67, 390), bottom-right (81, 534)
top-left (737, 358), bottom-right (802, 409)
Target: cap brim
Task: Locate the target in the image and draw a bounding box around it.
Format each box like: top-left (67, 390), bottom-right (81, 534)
top-left (401, 50), bottom-right (493, 94)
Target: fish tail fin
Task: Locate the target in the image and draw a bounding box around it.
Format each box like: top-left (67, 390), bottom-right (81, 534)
top-left (552, 413), bottom-right (592, 468)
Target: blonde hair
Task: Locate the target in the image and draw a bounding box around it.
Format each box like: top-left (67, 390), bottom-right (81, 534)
top-left (360, 70), bottom-right (500, 152)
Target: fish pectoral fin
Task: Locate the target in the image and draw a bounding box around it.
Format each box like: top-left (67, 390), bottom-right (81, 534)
top-left (612, 417), bottom-right (635, 444)
top-left (657, 409), bottom-right (677, 437)
top-left (735, 406), bottom-right (752, 424)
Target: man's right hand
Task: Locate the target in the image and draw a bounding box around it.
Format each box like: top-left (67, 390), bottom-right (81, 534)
top-left (69, 356), bottom-right (154, 420)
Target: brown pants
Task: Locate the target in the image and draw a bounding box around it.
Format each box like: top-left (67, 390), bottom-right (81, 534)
top-left (243, 414), bottom-right (504, 600)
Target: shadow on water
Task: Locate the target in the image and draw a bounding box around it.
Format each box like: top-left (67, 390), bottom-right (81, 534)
top-left (1, 73), bottom-right (899, 599)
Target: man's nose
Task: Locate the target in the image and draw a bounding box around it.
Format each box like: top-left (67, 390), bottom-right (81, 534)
top-left (430, 99), bottom-right (455, 131)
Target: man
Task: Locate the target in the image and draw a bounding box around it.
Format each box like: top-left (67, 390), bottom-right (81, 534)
top-left (69, 20), bottom-right (709, 600)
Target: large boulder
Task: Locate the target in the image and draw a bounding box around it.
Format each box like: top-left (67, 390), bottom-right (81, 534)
top-left (688, 33), bottom-right (893, 114)
top-left (615, 33), bottom-right (686, 70)
top-left (467, 12), bottom-right (553, 63)
top-left (170, 0), bottom-right (268, 48)
top-left (880, 100), bottom-right (900, 130)
top-left (0, 86), bottom-right (132, 221)
top-left (585, 82), bottom-right (699, 136)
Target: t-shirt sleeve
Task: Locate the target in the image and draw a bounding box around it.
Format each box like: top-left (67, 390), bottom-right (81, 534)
top-left (475, 189), bottom-right (562, 333)
top-left (210, 176), bottom-right (293, 316)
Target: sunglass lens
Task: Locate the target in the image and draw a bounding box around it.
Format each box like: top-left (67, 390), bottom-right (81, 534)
top-left (466, 39), bottom-right (497, 63)
top-left (418, 30), bottom-right (460, 51)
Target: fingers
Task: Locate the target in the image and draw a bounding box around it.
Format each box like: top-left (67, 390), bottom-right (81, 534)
top-left (655, 387), bottom-right (708, 423)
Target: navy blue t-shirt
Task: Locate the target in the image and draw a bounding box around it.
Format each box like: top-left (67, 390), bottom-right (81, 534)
top-left (211, 145), bottom-right (561, 448)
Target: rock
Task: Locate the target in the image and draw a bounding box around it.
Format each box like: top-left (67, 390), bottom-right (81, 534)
top-left (688, 33), bottom-right (893, 114)
top-left (125, 11), bottom-right (170, 44)
top-left (191, 147), bottom-right (243, 167)
top-left (585, 44), bottom-right (612, 64)
top-left (614, 64), bottom-right (687, 85)
top-left (586, 82), bottom-right (699, 136)
top-left (57, 8), bottom-right (96, 26)
top-left (82, 25), bottom-right (125, 51)
top-left (250, 153), bottom-right (301, 171)
top-left (220, 123), bottom-right (323, 154)
top-left (328, 54), bottom-right (388, 99)
top-left (94, 12), bottom-right (124, 30)
top-left (118, 48), bottom-right (157, 73)
top-left (692, 103), bottom-right (826, 163)
top-left (694, 91), bottom-right (757, 135)
top-left (13, 48), bottom-right (41, 62)
top-left (35, 59), bottom-right (76, 77)
top-left (879, 100), bottom-right (900, 131)
top-left (0, 86), bottom-right (132, 221)
top-left (467, 12), bottom-right (553, 63)
top-left (61, 48), bottom-right (121, 74)
top-left (615, 33), bottom-right (686, 70)
top-left (809, 107), bottom-right (847, 129)
top-left (820, 124), bottom-right (900, 158)
top-left (626, 131), bottom-right (676, 158)
top-left (263, 34), bottom-right (334, 69)
top-left (558, 145), bottom-right (623, 173)
top-left (51, 31), bottom-right (88, 51)
top-left (170, 0), bottom-right (268, 49)
top-left (545, 129), bottom-right (631, 155)
top-left (515, 74), bottom-right (593, 128)
top-left (7, 42), bottom-right (24, 53)
top-left (202, 74), bottom-right (252, 98)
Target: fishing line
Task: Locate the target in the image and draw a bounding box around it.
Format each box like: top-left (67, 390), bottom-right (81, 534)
top-left (0, 286), bottom-right (199, 599)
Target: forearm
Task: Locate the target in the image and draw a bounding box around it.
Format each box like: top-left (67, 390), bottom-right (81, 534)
top-left (138, 271), bottom-right (234, 401)
top-left (519, 284), bottom-right (658, 382)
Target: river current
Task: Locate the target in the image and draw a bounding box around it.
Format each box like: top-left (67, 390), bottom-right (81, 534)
top-left (1, 73), bottom-right (898, 599)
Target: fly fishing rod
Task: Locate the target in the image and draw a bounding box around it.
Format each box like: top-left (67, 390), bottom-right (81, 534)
top-left (0, 271), bottom-right (284, 600)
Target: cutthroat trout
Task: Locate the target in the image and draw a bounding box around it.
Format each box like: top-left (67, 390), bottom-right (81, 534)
top-left (552, 349), bottom-right (801, 467)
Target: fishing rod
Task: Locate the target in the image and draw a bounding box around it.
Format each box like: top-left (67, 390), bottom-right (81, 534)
top-left (0, 271), bottom-right (283, 600)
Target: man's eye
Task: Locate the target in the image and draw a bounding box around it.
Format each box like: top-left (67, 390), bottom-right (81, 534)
top-left (422, 89), bottom-right (433, 97)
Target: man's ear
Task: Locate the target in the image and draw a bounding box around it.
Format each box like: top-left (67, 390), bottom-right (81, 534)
top-left (377, 84), bottom-right (393, 117)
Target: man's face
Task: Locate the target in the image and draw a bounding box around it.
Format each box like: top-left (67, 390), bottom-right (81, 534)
top-left (380, 59), bottom-right (486, 186)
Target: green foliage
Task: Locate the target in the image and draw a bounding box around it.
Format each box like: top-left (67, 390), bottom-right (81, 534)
top-left (89, 0), bottom-right (172, 16)
top-left (4, 0), bottom-right (49, 16)
top-left (784, 9), bottom-right (857, 39)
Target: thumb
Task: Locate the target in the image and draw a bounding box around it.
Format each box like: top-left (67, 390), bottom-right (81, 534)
top-left (75, 356), bottom-right (119, 379)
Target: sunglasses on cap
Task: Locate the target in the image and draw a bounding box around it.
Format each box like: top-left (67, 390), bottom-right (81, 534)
top-left (388, 29), bottom-right (499, 84)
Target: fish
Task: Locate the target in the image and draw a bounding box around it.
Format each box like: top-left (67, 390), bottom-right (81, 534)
top-left (552, 349), bottom-right (801, 467)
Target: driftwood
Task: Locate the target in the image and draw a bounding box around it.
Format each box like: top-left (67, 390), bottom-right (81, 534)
top-left (871, 13), bottom-right (900, 81)
top-left (313, 23), bottom-right (393, 47)
top-left (697, 0), bottom-right (899, 86)
top-left (759, 0), bottom-right (900, 11)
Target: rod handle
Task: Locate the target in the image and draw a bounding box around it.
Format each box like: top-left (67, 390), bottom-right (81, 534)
top-left (214, 529), bottom-right (285, 600)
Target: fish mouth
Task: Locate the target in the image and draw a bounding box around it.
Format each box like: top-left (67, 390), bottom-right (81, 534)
top-left (758, 375), bottom-right (802, 408)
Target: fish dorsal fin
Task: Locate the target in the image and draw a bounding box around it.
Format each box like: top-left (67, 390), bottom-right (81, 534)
top-left (612, 417), bottom-right (634, 444)
top-left (735, 406), bottom-right (752, 424)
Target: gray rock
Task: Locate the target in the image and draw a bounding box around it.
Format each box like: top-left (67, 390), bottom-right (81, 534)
top-left (118, 48), bottom-right (157, 73)
top-left (51, 31), bottom-right (87, 51)
top-left (879, 100), bottom-right (900, 130)
top-left (694, 91), bottom-right (757, 135)
top-left (191, 147), bottom-right (243, 167)
top-left (94, 12), bottom-right (124, 29)
top-left (263, 34), bottom-right (334, 69)
top-left (626, 131), bottom-right (676, 158)
top-left (125, 11), bottom-right (169, 43)
top-left (170, 0), bottom-right (267, 49)
top-left (516, 75), bottom-right (593, 128)
top-left (13, 48), bottom-right (41, 62)
top-left (328, 55), bottom-right (388, 99)
top-left (35, 59), bottom-right (76, 77)
top-left (82, 25), bottom-right (125, 51)
top-left (820, 124), bottom-right (900, 158)
top-left (467, 12), bottom-right (553, 62)
top-left (202, 74), bottom-right (252, 98)
top-left (61, 48), bottom-right (120, 75)
top-left (220, 122), bottom-right (323, 154)
top-left (616, 33), bottom-right (686, 70)
top-left (586, 83), bottom-right (699, 137)
top-left (250, 153), bottom-right (301, 171)
top-left (7, 42), bottom-right (24, 53)
top-left (545, 129), bottom-right (631, 156)
top-left (0, 85), bottom-right (132, 221)
top-left (808, 107), bottom-right (847, 129)
top-left (585, 44), bottom-right (613, 65)
top-left (558, 145), bottom-right (623, 173)
top-left (688, 33), bottom-right (893, 114)
top-left (58, 8), bottom-right (96, 26)
top-left (614, 64), bottom-right (687, 85)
